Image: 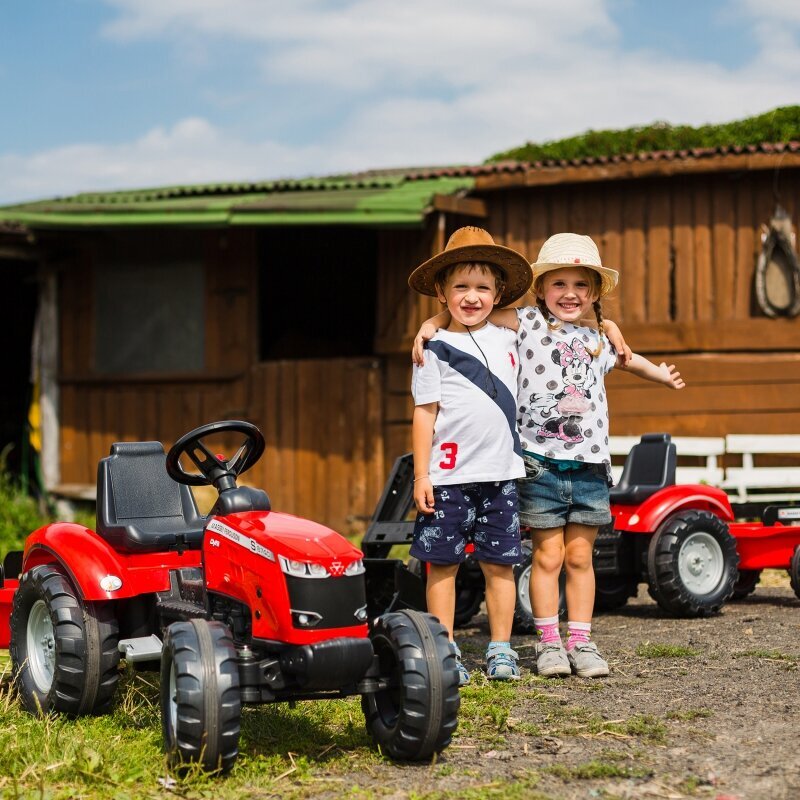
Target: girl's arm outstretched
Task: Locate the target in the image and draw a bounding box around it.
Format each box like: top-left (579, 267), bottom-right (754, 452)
top-left (620, 354), bottom-right (685, 389)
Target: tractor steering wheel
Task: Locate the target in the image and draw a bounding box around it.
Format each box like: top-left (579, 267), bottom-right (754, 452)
top-left (165, 420), bottom-right (265, 488)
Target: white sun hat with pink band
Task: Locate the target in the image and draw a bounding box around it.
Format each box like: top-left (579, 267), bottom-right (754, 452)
top-left (531, 233), bottom-right (619, 297)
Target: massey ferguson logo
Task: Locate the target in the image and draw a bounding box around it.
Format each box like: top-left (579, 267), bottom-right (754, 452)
top-left (329, 561), bottom-right (345, 577)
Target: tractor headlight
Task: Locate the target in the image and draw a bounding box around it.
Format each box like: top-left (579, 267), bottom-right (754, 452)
top-left (308, 562), bottom-right (328, 577)
top-left (345, 559), bottom-right (365, 576)
top-left (279, 556), bottom-right (329, 578)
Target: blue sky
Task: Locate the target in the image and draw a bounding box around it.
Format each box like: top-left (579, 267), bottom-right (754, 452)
top-left (1, 0), bottom-right (798, 203)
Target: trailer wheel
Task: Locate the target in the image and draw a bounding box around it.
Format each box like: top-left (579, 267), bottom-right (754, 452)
top-left (362, 610), bottom-right (459, 760)
top-left (595, 575), bottom-right (639, 611)
top-left (731, 569), bottom-right (762, 600)
top-left (511, 541), bottom-right (566, 634)
top-left (789, 546), bottom-right (800, 600)
top-left (10, 564), bottom-right (120, 716)
top-left (161, 619), bottom-right (241, 773)
top-left (647, 511), bottom-right (738, 617)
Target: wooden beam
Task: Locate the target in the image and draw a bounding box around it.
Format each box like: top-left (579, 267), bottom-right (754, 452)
top-left (431, 193), bottom-right (487, 218)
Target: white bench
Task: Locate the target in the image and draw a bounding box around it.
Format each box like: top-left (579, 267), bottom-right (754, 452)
top-left (608, 434), bottom-right (800, 505)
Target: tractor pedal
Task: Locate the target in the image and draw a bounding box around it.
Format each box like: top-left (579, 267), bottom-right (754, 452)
top-left (118, 634), bottom-right (163, 662)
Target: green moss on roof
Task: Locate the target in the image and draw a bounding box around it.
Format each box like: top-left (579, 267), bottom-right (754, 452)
top-left (0, 174), bottom-right (475, 229)
top-left (487, 105), bottom-right (800, 164)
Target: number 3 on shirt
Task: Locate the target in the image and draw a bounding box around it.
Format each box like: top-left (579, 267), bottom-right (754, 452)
top-left (439, 442), bottom-right (458, 469)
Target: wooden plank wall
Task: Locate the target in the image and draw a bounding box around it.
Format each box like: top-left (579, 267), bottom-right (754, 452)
top-left (481, 168), bottom-right (800, 437)
top-left (58, 230), bottom-right (384, 535)
top-left (248, 358), bottom-right (384, 536)
top-left (58, 230), bottom-right (255, 489)
top-left (379, 167), bottom-right (800, 458)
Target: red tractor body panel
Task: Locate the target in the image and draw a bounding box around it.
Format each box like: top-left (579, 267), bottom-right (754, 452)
top-left (730, 522), bottom-right (800, 570)
top-left (0, 581), bottom-right (18, 648)
top-left (611, 484), bottom-right (736, 532)
top-left (203, 511), bottom-right (368, 644)
top-left (21, 522), bottom-right (202, 600)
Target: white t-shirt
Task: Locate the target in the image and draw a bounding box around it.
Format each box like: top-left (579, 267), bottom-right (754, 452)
top-left (516, 306), bottom-right (617, 464)
top-left (412, 323), bottom-right (525, 485)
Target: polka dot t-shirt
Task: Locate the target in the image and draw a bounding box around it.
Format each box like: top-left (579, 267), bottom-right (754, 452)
top-left (515, 305), bottom-right (617, 464)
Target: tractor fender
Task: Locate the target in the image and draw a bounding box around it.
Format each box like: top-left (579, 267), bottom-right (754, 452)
top-left (614, 485), bottom-right (735, 534)
top-left (22, 522), bottom-right (186, 601)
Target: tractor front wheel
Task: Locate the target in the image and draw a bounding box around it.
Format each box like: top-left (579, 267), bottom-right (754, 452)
top-left (362, 610), bottom-right (459, 760)
top-left (10, 564), bottom-right (119, 716)
top-left (647, 510), bottom-right (738, 617)
top-left (161, 619), bottom-right (241, 773)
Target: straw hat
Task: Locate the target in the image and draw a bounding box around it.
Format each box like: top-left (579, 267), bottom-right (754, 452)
top-left (408, 226), bottom-right (532, 307)
top-left (531, 233), bottom-right (619, 297)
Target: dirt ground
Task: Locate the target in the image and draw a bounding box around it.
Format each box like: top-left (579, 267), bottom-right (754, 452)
top-left (348, 572), bottom-right (800, 800)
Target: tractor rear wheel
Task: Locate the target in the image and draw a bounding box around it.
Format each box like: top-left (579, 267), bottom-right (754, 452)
top-left (594, 575), bottom-right (639, 611)
top-left (10, 564), bottom-right (119, 716)
top-left (161, 619), bottom-right (241, 773)
top-left (362, 610), bottom-right (459, 760)
top-left (731, 569), bottom-right (762, 600)
top-left (647, 510), bottom-right (738, 617)
top-left (789, 546), bottom-right (800, 600)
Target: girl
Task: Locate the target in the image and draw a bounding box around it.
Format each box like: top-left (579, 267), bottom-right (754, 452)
top-left (414, 233), bottom-right (684, 678)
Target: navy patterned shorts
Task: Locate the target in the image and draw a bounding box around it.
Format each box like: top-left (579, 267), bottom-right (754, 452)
top-left (410, 480), bottom-right (521, 565)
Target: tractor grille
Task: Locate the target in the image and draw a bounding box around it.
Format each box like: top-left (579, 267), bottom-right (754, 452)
top-left (285, 575), bottom-right (367, 629)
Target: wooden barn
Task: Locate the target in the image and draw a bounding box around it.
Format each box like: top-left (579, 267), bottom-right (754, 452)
top-left (1, 141), bottom-right (799, 534)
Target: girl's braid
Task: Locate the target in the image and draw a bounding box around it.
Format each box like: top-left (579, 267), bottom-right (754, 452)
top-left (588, 298), bottom-right (605, 358)
top-left (535, 291), bottom-right (562, 331)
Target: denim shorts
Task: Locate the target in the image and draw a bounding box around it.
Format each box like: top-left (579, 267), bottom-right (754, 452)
top-left (517, 454), bottom-right (611, 529)
top-left (410, 480), bottom-right (521, 565)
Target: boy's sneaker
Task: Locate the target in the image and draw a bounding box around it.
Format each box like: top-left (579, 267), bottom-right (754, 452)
top-left (485, 644), bottom-right (520, 681)
top-left (567, 642), bottom-right (609, 678)
top-left (534, 641), bottom-right (571, 677)
top-left (451, 643), bottom-right (470, 686)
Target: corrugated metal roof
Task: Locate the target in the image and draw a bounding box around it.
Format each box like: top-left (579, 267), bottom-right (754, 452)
top-left (0, 173), bottom-right (476, 229)
top-left (2, 141), bottom-right (796, 231)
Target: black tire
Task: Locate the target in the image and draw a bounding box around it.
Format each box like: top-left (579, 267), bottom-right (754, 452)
top-left (594, 575), bottom-right (639, 611)
top-left (160, 619), bottom-right (241, 773)
top-left (646, 511), bottom-right (738, 617)
top-left (10, 564), bottom-right (120, 716)
top-left (731, 569), bottom-right (762, 600)
top-left (790, 546), bottom-right (800, 600)
top-left (362, 609), bottom-right (459, 761)
top-left (511, 541), bottom-right (566, 635)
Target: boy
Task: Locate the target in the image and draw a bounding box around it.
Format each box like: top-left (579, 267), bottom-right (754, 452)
top-left (407, 226), bottom-right (533, 684)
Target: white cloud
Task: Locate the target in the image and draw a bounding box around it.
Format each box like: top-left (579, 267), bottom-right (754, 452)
top-left (0, 118), bottom-right (324, 203)
top-left (1, 0), bottom-right (799, 203)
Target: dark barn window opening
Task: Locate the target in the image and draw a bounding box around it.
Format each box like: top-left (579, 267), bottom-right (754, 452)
top-left (258, 226), bottom-right (377, 360)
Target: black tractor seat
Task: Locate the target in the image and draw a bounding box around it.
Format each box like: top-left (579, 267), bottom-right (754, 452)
top-left (609, 433), bottom-right (676, 505)
top-left (96, 441), bottom-right (205, 553)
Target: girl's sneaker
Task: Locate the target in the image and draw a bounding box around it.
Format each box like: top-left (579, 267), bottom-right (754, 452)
top-left (485, 644), bottom-right (520, 680)
top-left (451, 643), bottom-right (471, 686)
top-left (566, 641), bottom-right (609, 677)
top-left (534, 641), bottom-right (571, 677)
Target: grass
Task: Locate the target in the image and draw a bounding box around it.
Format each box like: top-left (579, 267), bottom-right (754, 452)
top-left (733, 648), bottom-right (798, 662)
top-left (0, 653), bottom-right (678, 799)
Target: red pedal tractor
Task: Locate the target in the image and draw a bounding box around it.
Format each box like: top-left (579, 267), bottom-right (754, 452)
top-left (0, 421), bottom-right (460, 772)
top-left (361, 434), bottom-right (800, 623)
